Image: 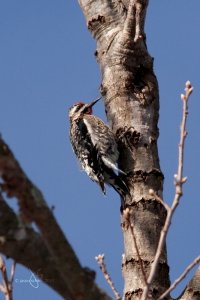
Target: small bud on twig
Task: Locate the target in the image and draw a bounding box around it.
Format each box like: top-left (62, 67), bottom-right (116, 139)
top-left (181, 94), bottom-right (186, 101)
top-left (149, 189), bottom-right (154, 196)
top-left (174, 174), bottom-right (178, 180)
top-left (185, 80), bottom-right (192, 89)
top-left (95, 253), bottom-right (121, 300)
top-left (181, 177), bottom-right (187, 183)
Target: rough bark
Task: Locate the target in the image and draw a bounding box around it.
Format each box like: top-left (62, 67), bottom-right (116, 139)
top-left (178, 267), bottom-right (200, 300)
top-left (0, 2), bottom-right (199, 300)
top-left (0, 137), bottom-right (112, 300)
top-left (78, 0), bottom-right (171, 299)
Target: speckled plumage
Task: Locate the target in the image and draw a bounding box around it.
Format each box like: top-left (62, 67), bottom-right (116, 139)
top-left (69, 100), bottom-right (129, 199)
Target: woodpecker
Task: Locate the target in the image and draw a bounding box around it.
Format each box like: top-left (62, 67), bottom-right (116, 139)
top-left (69, 97), bottom-right (130, 202)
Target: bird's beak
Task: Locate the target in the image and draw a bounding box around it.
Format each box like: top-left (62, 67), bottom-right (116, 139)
top-left (88, 97), bottom-right (101, 108)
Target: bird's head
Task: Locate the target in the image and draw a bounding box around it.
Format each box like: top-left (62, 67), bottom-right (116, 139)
top-left (69, 97), bottom-right (101, 120)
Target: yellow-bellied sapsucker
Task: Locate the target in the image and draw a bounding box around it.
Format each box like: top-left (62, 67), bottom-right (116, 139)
top-left (69, 97), bottom-right (130, 200)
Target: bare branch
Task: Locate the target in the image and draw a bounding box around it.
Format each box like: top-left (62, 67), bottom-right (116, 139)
top-left (0, 255), bottom-right (16, 300)
top-left (0, 138), bottom-right (112, 300)
top-left (0, 137), bottom-right (83, 297)
top-left (0, 193), bottom-right (69, 297)
top-left (141, 81), bottom-right (193, 300)
top-left (178, 266), bottom-right (200, 300)
top-left (158, 255), bottom-right (200, 299)
top-left (9, 261), bottom-right (16, 287)
top-left (148, 189), bottom-right (170, 212)
top-left (95, 254), bottom-right (122, 300)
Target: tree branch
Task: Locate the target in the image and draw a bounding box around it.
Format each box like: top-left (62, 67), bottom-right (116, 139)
top-left (0, 193), bottom-right (70, 298)
top-left (0, 137), bottom-right (112, 300)
top-left (159, 256), bottom-right (200, 299)
top-left (141, 81), bottom-right (193, 300)
top-left (178, 266), bottom-right (200, 300)
top-left (95, 254), bottom-right (122, 300)
top-left (0, 255), bottom-right (16, 300)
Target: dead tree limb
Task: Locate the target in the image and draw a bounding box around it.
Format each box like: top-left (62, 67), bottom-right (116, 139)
top-left (0, 137), bottom-right (112, 300)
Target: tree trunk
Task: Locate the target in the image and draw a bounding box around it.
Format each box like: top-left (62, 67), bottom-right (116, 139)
top-left (178, 267), bottom-right (200, 300)
top-left (78, 0), bottom-right (171, 299)
top-left (1, 1), bottom-right (199, 300)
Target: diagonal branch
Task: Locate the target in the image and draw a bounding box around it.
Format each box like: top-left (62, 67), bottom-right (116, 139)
top-left (141, 81), bottom-right (193, 300)
top-left (0, 255), bottom-right (16, 300)
top-left (95, 254), bottom-right (122, 300)
top-left (0, 193), bottom-right (69, 297)
top-left (159, 255), bottom-right (200, 299)
top-left (0, 137), bottom-right (112, 300)
top-left (0, 137), bottom-right (82, 298)
top-left (178, 266), bottom-right (200, 300)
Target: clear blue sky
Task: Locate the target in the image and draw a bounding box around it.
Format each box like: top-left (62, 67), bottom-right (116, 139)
top-left (0, 1), bottom-right (200, 299)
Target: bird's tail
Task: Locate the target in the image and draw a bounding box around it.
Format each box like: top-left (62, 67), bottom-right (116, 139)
top-left (104, 168), bottom-right (131, 201)
top-left (110, 175), bottom-right (131, 211)
top-left (111, 175), bottom-right (130, 199)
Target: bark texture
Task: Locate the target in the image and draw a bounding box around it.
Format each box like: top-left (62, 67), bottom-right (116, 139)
top-left (0, 137), bottom-right (112, 300)
top-left (178, 267), bottom-right (200, 300)
top-left (78, 0), bottom-right (171, 299)
top-left (0, 2), bottom-right (199, 300)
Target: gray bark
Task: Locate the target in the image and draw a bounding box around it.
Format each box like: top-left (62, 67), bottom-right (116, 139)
top-left (78, 0), bottom-right (170, 299)
top-left (0, 137), bottom-right (112, 300)
top-left (0, 1), bottom-right (199, 300)
top-left (178, 267), bottom-right (200, 300)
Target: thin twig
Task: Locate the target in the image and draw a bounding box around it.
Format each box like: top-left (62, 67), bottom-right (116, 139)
top-left (141, 81), bottom-right (193, 300)
top-left (148, 189), bottom-right (170, 212)
top-left (0, 256), bottom-right (16, 300)
top-left (10, 261), bottom-right (16, 286)
top-left (158, 255), bottom-right (200, 299)
top-left (0, 137), bottom-right (85, 296)
top-left (95, 254), bottom-right (122, 300)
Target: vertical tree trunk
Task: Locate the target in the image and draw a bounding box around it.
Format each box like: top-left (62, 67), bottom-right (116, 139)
top-left (78, 0), bottom-right (171, 299)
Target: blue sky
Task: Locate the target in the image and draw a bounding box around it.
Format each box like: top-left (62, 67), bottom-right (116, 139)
top-left (0, 1), bottom-right (200, 299)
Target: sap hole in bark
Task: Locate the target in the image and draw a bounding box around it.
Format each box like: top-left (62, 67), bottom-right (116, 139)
top-left (149, 136), bottom-right (156, 144)
top-left (143, 143), bottom-right (148, 148)
top-left (116, 127), bottom-right (140, 150)
top-left (133, 65), bottom-right (147, 89)
top-left (87, 15), bottom-right (105, 30)
top-left (152, 288), bottom-right (159, 297)
top-left (133, 170), bottom-right (147, 182)
top-left (100, 84), bottom-right (107, 97)
top-left (125, 289), bottom-right (143, 299)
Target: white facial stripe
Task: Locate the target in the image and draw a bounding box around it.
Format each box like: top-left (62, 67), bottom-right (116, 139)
top-left (69, 104), bottom-right (89, 118)
top-left (69, 106), bottom-right (78, 116)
